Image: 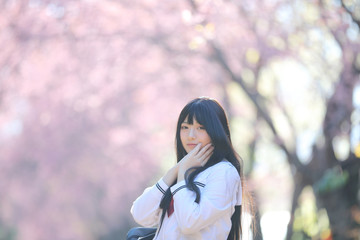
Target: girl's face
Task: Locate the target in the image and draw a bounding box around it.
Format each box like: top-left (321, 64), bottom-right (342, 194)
top-left (180, 116), bottom-right (212, 153)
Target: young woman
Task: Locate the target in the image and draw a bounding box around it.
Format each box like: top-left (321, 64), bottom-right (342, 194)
top-left (131, 97), bottom-right (247, 240)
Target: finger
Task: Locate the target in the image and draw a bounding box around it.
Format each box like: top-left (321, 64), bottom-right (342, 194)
top-left (195, 143), bottom-right (212, 158)
top-left (197, 149), bottom-right (214, 167)
top-left (201, 154), bottom-right (212, 166)
top-left (198, 144), bottom-right (214, 158)
top-left (198, 146), bottom-right (214, 162)
top-left (188, 143), bottom-right (202, 155)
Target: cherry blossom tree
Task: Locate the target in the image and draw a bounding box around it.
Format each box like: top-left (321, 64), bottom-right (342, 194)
top-left (0, 0), bottom-right (359, 240)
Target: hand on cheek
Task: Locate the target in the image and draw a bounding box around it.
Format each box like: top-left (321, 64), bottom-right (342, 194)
top-left (177, 143), bottom-right (214, 182)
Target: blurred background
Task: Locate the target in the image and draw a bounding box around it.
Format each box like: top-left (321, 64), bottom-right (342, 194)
top-left (0, 0), bottom-right (359, 240)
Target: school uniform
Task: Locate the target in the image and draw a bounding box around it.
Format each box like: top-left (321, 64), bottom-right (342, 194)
top-left (131, 160), bottom-right (242, 240)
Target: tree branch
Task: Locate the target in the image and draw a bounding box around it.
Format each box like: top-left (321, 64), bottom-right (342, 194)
top-left (340, 0), bottom-right (360, 29)
top-left (209, 40), bottom-right (305, 173)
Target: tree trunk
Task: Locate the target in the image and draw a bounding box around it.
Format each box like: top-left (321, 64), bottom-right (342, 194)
top-left (317, 154), bottom-right (360, 240)
top-left (317, 188), bottom-right (354, 240)
top-left (286, 179), bottom-right (306, 240)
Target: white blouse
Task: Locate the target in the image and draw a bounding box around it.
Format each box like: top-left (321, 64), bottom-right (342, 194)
top-left (131, 160), bottom-right (242, 240)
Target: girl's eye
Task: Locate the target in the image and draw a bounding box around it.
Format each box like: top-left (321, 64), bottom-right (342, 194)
top-left (199, 126), bottom-right (206, 130)
top-left (181, 126), bottom-right (188, 129)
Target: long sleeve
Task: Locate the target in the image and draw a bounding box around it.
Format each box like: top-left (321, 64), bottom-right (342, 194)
top-left (170, 163), bottom-right (240, 235)
top-left (130, 178), bottom-right (169, 227)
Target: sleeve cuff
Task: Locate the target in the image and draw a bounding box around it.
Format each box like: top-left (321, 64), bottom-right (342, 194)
top-left (170, 180), bottom-right (186, 196)
top-left (156, 178), bottom-right (169, 195)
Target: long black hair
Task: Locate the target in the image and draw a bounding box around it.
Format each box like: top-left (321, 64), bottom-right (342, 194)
top-left (159, 97), bottom-right (245, 240)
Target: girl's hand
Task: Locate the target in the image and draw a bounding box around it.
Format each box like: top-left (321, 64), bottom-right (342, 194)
top-left (177, 143), bottom-right (214, 182)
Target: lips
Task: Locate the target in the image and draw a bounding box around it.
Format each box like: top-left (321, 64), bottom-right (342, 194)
top-left (187, 144), bottom-right (198, 147)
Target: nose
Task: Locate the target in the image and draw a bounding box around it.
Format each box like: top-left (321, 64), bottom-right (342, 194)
top-left (188, 128), bottom-right (196, 139)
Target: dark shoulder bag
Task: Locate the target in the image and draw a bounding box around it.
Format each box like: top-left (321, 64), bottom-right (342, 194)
top-left (126, 227), bottom-right (157, 240)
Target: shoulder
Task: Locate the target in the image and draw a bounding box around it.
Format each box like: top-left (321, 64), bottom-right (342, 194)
top-left (210, 159), bottom-right (238, 172)
top-left (207, 160), bottom-right (240, 181)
